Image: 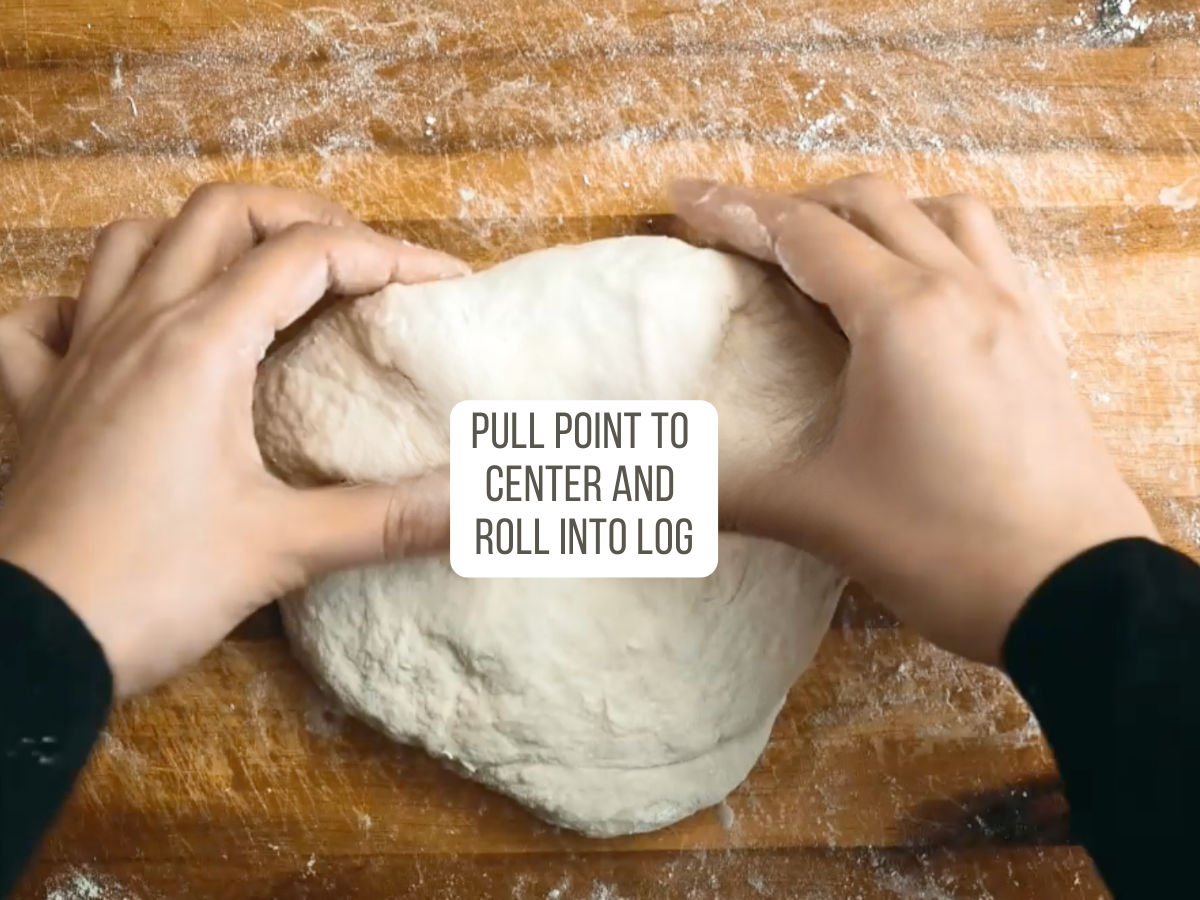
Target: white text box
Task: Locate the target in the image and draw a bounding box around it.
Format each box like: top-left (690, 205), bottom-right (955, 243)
top-left (450, 401), bottom-right (718, 578)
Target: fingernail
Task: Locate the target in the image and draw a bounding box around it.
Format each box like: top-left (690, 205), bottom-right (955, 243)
top-left (401, 245), bottom-right (472, 281)
top-left (669, 178), bottom-right (720, 211)
top-left (437, 257), bottom-right (473, 279)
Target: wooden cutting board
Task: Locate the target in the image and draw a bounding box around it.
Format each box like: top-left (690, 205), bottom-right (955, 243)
top-left (1, 1), bottom-right (1198, 897)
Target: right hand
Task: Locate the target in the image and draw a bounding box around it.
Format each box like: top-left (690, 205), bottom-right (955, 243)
top-left (673, 175), bottom-right (1159, 666)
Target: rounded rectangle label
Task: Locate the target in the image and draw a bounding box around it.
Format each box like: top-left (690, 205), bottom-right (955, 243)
top-left (450, 401), bottom-right (718, 578)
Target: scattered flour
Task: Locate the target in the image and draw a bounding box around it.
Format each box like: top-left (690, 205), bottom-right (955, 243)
top-left (716, 800), bottom-right (737, 831)
top-left (1080, 0), bottom-right (1196, 45)
top-left (95, 731), bottom-right (146, 772)
top-left (302, 695), bottom-right (347, 739)
top-left (997, 89), bottom-right (1051, 114)
top-left (1166, 499), bottom-right (1200, 549)
top-left (588, 884), bottom-right (631, 900)
top-left (1160, 181), bottom-right (1199, 213)
top-left (44, 868), bottom-right (141, 900)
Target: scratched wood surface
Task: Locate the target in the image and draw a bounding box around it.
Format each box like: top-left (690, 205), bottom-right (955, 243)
top-left (2, 0), bottom-right (1199, 898)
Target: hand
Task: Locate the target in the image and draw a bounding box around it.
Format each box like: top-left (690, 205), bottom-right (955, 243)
top-left (0, 184), bottom-right (466, 696)
top-left (673, 175), bottom-right (1159, 666)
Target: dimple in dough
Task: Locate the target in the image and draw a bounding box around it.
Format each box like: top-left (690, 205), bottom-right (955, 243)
top-left (254, 236), bottom-right (849, 837)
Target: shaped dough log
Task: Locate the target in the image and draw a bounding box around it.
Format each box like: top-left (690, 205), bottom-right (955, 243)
top-left (254, 236), bottom-right (848, 836)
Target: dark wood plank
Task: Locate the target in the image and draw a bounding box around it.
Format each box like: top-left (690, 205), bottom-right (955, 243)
top-left (3, 45), bottom-right (1199, 157)
top-left (2, 149), bottom-right (1197, 233)
top-left (2, 0), bottom-right (1195, 62)
top-left (15, 847), bottom-right (1106, 900)
top-left (28, 629), bottom-right (1049, 857)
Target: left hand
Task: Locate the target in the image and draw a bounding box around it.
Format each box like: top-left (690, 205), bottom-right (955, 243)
top-left (0, 184), bottom-right (465, 696)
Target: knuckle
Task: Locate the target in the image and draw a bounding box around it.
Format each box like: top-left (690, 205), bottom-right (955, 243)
top-left (93, 218), bottom-right (147, 252)
top-left (385, 477), bottom-right (449, 558)
top-left (146, 313), bottom-right (217, 369)
top-left (938, 193), bottom-right (996, 230)
top-left (840, 172), bottom-right (902, 200)
top-left (0, 309), bottom-right (20, 341)
top-left (185, 181), bottom-right (242, 217)
top-left (386, 492), bottom-right (427, 555)
top-left (276, 221), bottom-right (342, 256)
top-left (316, 196), bottom-right (353, 225)
top-left (911, 270), bottom-right (962, 307)
top-left (878, 273), bottom-right (966, 334)
top-left (916, 273), bottom-right (1020, 337)
top-left (278, 220), bottom-right (332, 243)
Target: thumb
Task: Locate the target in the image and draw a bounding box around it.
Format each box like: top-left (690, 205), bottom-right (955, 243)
top-left (293, 468), bottom-right (451, 575)
top-left (670, 180), bottom-right (908, 340)
top-left (0, 296), bottom-right (76, 423)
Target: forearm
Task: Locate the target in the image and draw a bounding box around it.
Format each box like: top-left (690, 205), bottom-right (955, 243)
top-left (1005, 537), bottom-right (1200, 898)
top-left (3, 536), bottom-right (1195, 899)
top-left (0, 560), bottom-right (111, 898)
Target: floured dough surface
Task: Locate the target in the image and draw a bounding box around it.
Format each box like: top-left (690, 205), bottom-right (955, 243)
top-left (254, 236), bottom-right (848, 836)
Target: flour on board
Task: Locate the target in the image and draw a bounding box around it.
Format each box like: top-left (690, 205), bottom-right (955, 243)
top-left (95, 731), bottom-right (146, 772)
top-left (716, 800), bottom-right (737, 831)
top-left (1166, 499), bottom-right (1200, 550)
top-left (3, 3), bottom-right (1197, 243)
top-left (303, 696), bottom-right (347, 739)
top-left (1078, 0), bottom-right (1196, 45)
top-left (1161, 181), bottom-right (1200, 214)
top-left (588, 883), bottom-right (632, 900)
top-left (43, 867), bottom-right (143, 900)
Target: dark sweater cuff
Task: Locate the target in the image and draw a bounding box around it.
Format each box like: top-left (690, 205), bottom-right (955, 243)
top-left (0, 559), bottom-right (112, 896)
top-left (1003, 537), bottom-right (1200, 892)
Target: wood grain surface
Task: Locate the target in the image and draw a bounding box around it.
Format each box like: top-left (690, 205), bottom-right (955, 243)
top-left (2, 0), bottom-right (1198, 897)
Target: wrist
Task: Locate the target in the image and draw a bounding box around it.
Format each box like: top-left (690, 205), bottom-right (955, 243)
top-left (0, 516), bottom-right (123, 686)
top-left (974, 513), bottom-right (1163, 668)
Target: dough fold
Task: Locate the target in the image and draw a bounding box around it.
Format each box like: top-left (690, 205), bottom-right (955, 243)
top-left (255, 236), bottom-right (848, 836)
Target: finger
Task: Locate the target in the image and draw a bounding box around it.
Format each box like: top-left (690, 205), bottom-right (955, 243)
top-left (76, 218), bottom-right (168, 338)
top-left (914, 195), bottom-right (1028, 300)
top-left (0, 295), bottom-right (77, 420)
top-left (293, 469), bottom-right (452, 573)
top-left (1020, 265), bottom-right (1068, 358)
top-left (669, 179), bottom-right (784, 264)
top-left (197, 222), bottom-right (470, 358)
top-left (802, 175), bottom-right (979, 278)
top-left (127, 184), bottom-right (365, 309)
top-left (671, 179), bottom-right (917, 338)
top-left (915, 195), bottom-right (1066, 355)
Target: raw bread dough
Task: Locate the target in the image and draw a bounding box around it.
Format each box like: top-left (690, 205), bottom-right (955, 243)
top-left (254, 236), bottom-right (849, 837)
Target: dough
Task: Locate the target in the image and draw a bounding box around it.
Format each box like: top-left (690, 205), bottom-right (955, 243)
top-left (254, 236), bottom-right (848, 836)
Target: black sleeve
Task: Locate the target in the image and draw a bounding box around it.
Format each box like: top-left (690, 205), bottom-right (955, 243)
top-left (0, 560), bottom-right (112, 898)
top-left (1005, 537), bottom-right (1200, 898)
